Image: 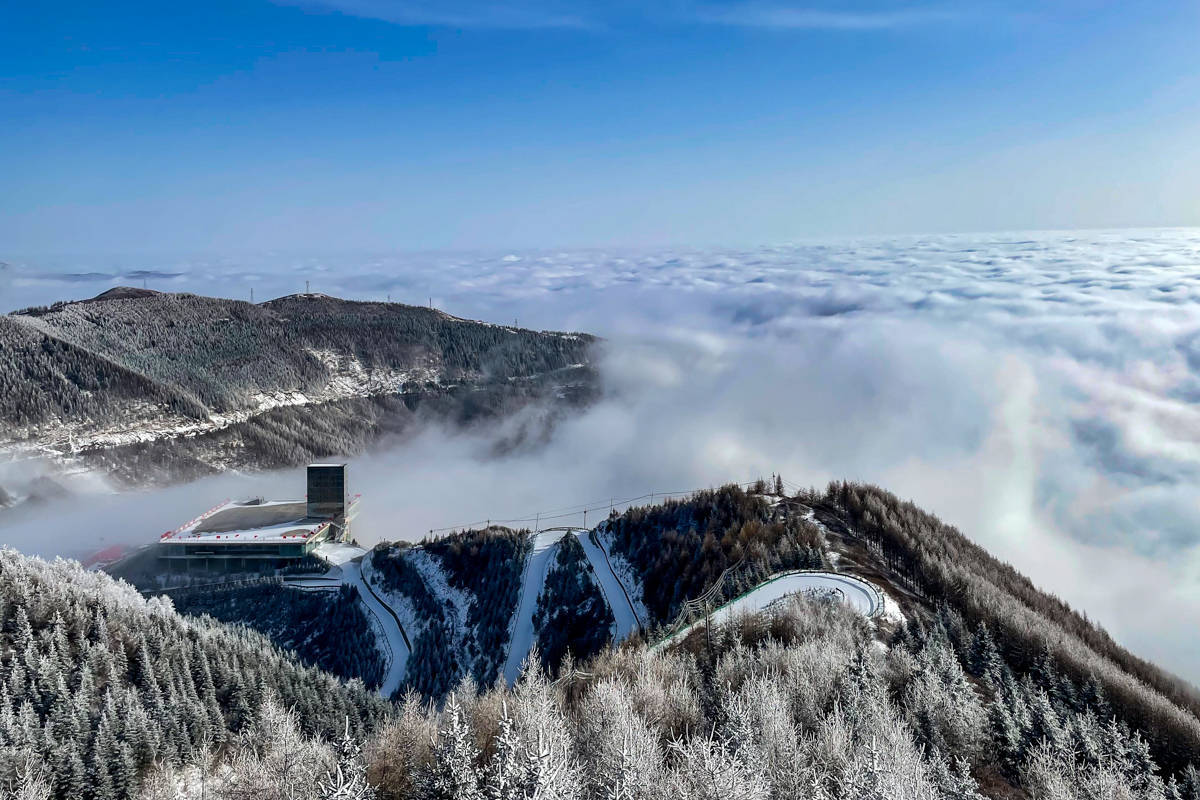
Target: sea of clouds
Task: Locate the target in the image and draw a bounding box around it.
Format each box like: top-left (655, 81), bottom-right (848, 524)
top-left (5, 227), bottom-right (1200, 681)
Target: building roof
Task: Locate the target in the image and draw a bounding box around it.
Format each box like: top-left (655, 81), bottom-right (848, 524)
top-left (161, 498), bottom-right (334, 545)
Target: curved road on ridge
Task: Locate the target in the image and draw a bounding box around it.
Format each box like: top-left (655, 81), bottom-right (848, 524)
top-left (301, 543), bottom-right (411, 698)
top-left (655, 570), bottom-right (885, 648)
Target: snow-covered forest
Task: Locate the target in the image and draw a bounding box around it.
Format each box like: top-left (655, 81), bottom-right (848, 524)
top-left (172, 582), bottom-right (386, 690)
top-left (367, 528), bottom-right (529, 698)
top-left (7, 482), bottom-right (1200, 798)
top-left (604, 482), bottom-right (830, 626)
top-left (130, 593), bottom-right (1200, 800)
top-left (0, 549), bottom-right (390, 800)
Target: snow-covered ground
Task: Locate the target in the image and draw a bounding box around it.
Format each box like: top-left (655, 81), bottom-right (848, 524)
top-left (407, 548), bottom-right (473, 650)
top-left (575, 530), bottom-right (642, 641)
top-left (656, 570), bottom-right (887, 648)
top-left (502, 530), bottom-right (569, 684)
top-left (307, 542), bottom-right (411, 697)
top-left (596, 526), bottom-right (650, 627)
top-left (314, 541), bottom-right (366, 566)
top-left (340, 558), bottom-right (409, 698)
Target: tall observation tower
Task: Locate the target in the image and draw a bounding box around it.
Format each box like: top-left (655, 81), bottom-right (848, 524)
top-left (307, 463), bottom-right (348, 519)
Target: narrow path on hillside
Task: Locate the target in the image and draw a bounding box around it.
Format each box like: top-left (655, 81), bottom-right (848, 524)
top-left (573, 530), bottom-right (642, 641)
top-left (307, 542), bottom-right (410, 698)
top-left (655, 570), bottom-right (884, 649)
top-left (502, 530), bottom-right (568, 685)
top-left (343, 560), bottom-right (410, 698)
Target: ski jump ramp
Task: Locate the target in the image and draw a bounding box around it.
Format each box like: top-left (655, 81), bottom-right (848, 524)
top-left (503, 527), bottom-right (644, 685)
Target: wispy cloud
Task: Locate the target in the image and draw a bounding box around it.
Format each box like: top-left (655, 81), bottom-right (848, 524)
top-left (277, 0), bottom-right (961, 31)
top-left (279, 0), bottom-right (593, 29)
top-left (693, 3), bottom-right (959, 30)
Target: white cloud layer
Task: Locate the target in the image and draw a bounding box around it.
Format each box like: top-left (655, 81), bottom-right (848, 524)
top-left (6, 227), bottom-right (1200, 682)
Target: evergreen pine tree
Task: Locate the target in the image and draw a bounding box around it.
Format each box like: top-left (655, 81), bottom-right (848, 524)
top-left (483, 703), bottom-right (530, 800)
top-left (317, 717), bottom-right (377, 800)
top-left (425, 694), bottom-right (483, 800)
top-left (1178, 765), bottom-right (1200, 800)
top-left (1081, 672), bottom-right (1113, 719)
top-left (967, 624), bottom-right (1002, 682)
top-left (988, 699), bottom-right (1022, 777)
top-left (89, 714), bottom-right (119, 800)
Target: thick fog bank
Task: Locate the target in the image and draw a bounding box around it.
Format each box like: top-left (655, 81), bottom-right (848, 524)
top-left (5, 228), bottom-right (1200, 683)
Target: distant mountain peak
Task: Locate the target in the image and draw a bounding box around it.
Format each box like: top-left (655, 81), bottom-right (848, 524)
top-left (90, 286), bottom-right (162, 302)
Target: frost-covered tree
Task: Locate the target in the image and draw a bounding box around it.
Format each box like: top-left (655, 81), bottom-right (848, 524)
top-left (665, 734), bottom-right (767, 800)
top-left (424, 694), bottom-right (483, 800)
top-left (318, 718), bottom-right (377, 800)
top-left (0, 547), bottom-right (388, 799)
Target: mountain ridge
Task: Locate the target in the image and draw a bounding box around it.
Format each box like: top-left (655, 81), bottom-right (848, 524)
top-left (3, 479), bottom-right (1198, 798)
top-left (0, 288), bottom-right (598, 486)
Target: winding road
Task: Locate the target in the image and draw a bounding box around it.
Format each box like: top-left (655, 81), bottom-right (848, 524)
top-left (297, 543), bottom-right (411, 698)
top-left (655, 570), bottom-right (885, 648)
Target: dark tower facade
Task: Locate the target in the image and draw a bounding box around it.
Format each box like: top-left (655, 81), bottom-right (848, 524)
top-left (307, 463), bottom-right (347, 519)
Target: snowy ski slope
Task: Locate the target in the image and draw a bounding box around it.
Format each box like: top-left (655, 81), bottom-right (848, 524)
top-left (502, 529), bottom-right (567, 684)
top-left (502, 526), bottom-right (645, 684)
top-left (575, 530), bottom-right (642, 641)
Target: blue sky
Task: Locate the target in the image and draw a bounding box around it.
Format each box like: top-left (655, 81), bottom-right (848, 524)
top-left (3, 0), bottom-right (1199, 251)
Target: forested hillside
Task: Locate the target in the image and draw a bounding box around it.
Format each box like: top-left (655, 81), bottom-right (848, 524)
top-left (171, 582), bottom-right (386, 690)
top-left (366, 528), bottom-right (529, 698)
top-left (532, 533), bottom-right (613, 675)
top-left (603, 482), bottom-right (830, 626)
top-left (142, 591), bottom-right (1200, 800)
top-left (0, 548), bottom-right (390, 800)
top-left (10, 481), bottom-right (1200, 799)
top-left (1, 289), bottom-right (597, 485)
top-left (819, 480), bottom-right (1200, 777)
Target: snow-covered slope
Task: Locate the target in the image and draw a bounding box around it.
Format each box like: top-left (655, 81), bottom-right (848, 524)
top-left (575, 530), bottom-right (642, 641)
top-left (503, 530), bottom-right (570, 684)
top-left (1, 289), bottom-right (597, 483)
top-left (305, 543), bottom-right (412, 698)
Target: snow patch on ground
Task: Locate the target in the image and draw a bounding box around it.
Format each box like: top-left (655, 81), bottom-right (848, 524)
top-left (313, 541), bottom-right (365, 566)
top-left (879, 591), bottom-right (907, 625)
top-left (408, 548), bottom-right (473, 649)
